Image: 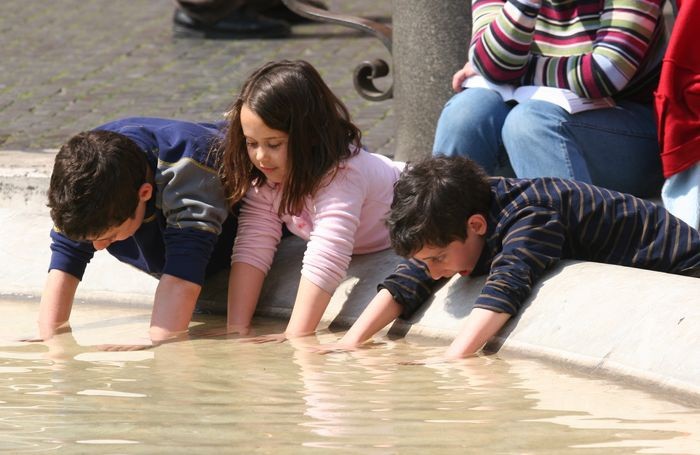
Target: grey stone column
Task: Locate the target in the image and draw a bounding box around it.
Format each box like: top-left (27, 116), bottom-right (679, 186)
top-left (392, 1), bottom-right (471, 162)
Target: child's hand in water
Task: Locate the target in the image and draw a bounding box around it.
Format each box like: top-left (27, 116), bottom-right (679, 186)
top-left (98, 330), bottom-right (190, 351)
top-left (241, 332), bottom-right (288, 344)
top-left (190, 325), bottom-right (252, 339)
top-left (310, 338), bottom-right (388, 355)
top-left (16, 324), bottom-right (73, 343)
top-left (398, 356), bottom-right (448, 366)
top-left (311, 342), bottom-right (361, 355)
top-left (399, 349), bottom-right (477, 365)
top-left (98, 343), bottom-right (155, 352)
top-left (16, 334), bottom-right (45, 343)
top-left (97, 336), bottom-right (159, 352)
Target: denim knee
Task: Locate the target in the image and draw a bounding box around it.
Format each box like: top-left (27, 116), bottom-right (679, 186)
top-left (502, 101), bottom-right (586, 180)
top-left (433, 88), bottom-right (511, 173)
top-left (501, 101), bottom-right (564, 149)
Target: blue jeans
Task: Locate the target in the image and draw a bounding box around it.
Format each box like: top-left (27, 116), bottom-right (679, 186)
top-left (433, 88), bottom-right (664, 197)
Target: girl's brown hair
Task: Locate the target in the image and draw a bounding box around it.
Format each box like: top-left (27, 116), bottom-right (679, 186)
top-left (220, 60), bottom-right (362, 215)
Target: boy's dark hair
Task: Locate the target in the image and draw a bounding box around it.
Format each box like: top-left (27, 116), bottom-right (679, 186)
top-left (220, 59), bottom-right (362, 215)
top-left (387, 156), bottom-right (492, 257)
top-left (48, 130), bottom-right (148, 240)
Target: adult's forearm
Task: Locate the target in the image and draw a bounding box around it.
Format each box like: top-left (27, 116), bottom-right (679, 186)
top-left (470, 0), bottom-right (537, 83)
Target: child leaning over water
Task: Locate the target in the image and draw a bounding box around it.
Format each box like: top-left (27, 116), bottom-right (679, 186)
top-left (218, 60), bottom-right (404, 339)
top-left (37, 118), bottom-right (237, 346)
top-left (330, 156), bottom-right (700, 359)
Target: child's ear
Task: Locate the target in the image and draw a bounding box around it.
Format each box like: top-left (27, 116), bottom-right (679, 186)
top-left (138, 183), bottom-right (153, 202)
top-left (466, 214), bottom-right (487, 236)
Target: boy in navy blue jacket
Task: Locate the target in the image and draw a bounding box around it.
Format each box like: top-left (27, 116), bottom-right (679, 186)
top-left (39, 117), bottom-right (236, 345)
top-left (333, 156), bottom-right (700, 359)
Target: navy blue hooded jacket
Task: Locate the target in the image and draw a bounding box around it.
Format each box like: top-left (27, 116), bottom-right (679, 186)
top-left (49, 117), bottom-right (236, 285)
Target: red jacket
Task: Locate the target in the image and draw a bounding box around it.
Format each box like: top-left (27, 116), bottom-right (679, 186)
top-left (655, 0), bottom-right (700, 177)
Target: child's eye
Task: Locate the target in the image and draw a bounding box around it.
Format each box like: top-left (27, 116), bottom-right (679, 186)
top-left (245, 141), bottom-right (256, 148)
top-left (267, 142), bottom-right (281, 149)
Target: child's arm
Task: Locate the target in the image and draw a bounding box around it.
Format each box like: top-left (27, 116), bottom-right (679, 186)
top-left (39, 230), bottom-right (97, 339)
top-left (226, 262), bottom-right (267, 334)
top-left (234, 277), bottom-right (332, 342)
top-left (321, 260), bottom-right (436, 351)
top-left (225, 184), bottom-right (284, 335)
top-left (149, 274), bottom-right (202, 342)
top-left (38, 269), bottom-right (80, 340)
top-left (150, 132), bottom-right (230, 341)
top-left (337, 288), bottom-right (402, 347)
top-left (442, 206), bottom-right (566, 356)
top-left (444, 308), bottom-right (511, 358)
top-left (284, 277), bottom-right (332, 337)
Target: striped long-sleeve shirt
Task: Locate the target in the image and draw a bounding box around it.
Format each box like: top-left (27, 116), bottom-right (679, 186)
top-left (381, 177), bottom-right (700, 319)
top-left (469, 0), bottom-right (668, 100)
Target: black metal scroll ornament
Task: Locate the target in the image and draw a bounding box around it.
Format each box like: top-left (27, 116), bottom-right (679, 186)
top-left (281, 0), bottom-right (393, 101)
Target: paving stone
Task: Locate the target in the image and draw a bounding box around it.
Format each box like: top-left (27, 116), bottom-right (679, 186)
top-left (0, 0), bottom-right (395, 155)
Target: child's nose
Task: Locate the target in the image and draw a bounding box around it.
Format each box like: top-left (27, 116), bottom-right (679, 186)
top-left (93, 240), bottom-right (111, 250)
top-left (428, 264), bottom-right (443, 280)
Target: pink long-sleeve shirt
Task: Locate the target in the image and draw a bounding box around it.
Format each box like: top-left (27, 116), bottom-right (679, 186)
top-left (231, 149), bottom-right (404, 293)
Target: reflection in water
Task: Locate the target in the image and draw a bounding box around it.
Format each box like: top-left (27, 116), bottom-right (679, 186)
top-left (290, 341), bottom-right (700, 454)
top-left (0, 297), bottom-right (698, 454)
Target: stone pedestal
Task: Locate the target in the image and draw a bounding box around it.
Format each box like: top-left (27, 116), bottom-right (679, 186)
top-left (392, 0), bottom-right (471, 161)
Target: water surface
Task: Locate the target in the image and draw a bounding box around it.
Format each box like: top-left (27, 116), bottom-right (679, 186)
top-left (1, 297), bottom-right (698, 454)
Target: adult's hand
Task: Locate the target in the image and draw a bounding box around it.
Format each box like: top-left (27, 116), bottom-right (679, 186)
top-left (452, 61), bottom-right (478, 92)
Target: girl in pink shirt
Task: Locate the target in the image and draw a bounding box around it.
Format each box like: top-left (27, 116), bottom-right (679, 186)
top-left (219, 60), bottom-right (404, 339)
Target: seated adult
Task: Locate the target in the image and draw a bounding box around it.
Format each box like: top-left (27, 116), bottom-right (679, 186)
top-left (433, 0), bottom-right (668, 198)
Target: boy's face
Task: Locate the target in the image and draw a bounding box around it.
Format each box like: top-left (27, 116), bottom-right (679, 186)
top-left (88, 183), bottom-right (152, 250)
top-left (241, 104), bottom-right (289, 185)
top-left (413, 214), bottom-right (487, 280)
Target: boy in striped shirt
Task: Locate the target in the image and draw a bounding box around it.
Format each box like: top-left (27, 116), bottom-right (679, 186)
top-left (335, 156), bottom-right (700, 358)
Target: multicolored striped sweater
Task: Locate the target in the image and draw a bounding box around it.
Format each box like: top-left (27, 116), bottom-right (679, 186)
top-left (381, 177), bottom-right (700, 319)
top-left (469, 0), bottom-right (668, 100)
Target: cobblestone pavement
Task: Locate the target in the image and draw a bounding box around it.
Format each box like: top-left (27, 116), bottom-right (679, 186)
top-left (0, 0), bottom-right (394, 156)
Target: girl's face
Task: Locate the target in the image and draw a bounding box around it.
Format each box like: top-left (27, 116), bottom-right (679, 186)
top-left (240, 104), bottom-right (289, 184)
